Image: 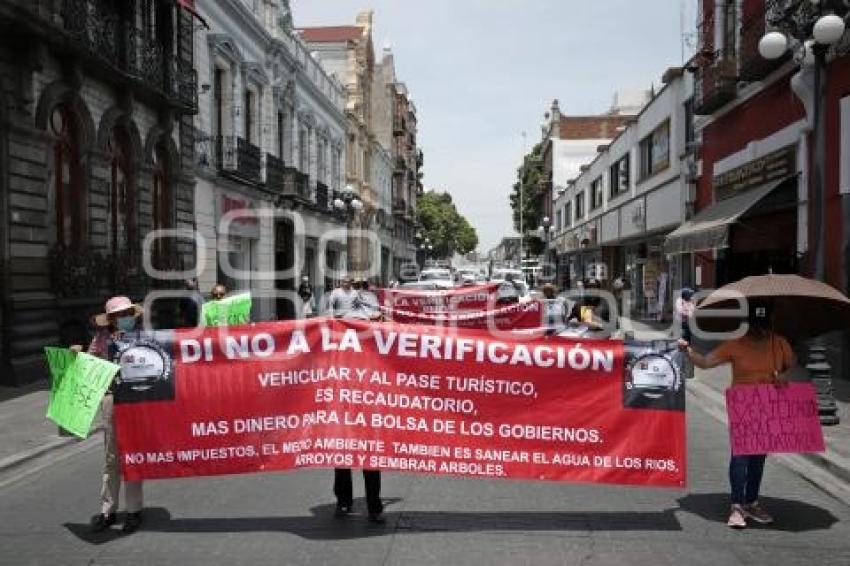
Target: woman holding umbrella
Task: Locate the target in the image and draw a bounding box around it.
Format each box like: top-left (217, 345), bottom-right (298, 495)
top-left (679, 299), bottom-right (795, 529)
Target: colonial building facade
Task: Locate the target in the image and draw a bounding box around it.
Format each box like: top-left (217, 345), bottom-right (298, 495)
top-left (300, 13), bottom-right (376, 276)
top-left (372, 45), bottom-right (420, 279)
top-left (550, 69), bottom-right (695, 320)
top-left (193, 0), bottom-right (348, 319)
top-left (0, 0), bottom-right (199, 385)
top-left (301, 13), bottom-right (421, 281)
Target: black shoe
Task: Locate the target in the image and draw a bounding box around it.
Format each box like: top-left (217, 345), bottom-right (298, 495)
top-left (368, 512), bottom-right (386, 525)
top-left (334, 503), bottom-right (352, 518)
top-left (90, 513), bottom-right (116, 533)
top-left (122, 512), bottom-right (143, 534)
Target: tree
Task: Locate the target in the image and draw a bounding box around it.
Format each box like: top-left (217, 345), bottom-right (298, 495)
top-left (416, 191), bottom-right (479, 259)
top-left (509, 142), bottom-right (546, 256)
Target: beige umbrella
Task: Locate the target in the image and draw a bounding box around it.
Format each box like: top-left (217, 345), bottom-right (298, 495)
top-left (695, 274), bottom-right (850, 340)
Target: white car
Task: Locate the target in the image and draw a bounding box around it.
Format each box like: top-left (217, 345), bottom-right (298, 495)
top-left (417, 269), bottom-right (454, 288)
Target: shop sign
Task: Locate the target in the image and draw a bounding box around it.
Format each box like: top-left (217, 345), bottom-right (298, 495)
top-left (218, 195), bottom-right (260, 239)
top-left (713, 145), bottom-right (796, 200)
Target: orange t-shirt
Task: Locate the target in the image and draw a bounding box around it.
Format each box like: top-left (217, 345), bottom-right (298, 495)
top-left (710, 333), bottom-right (795, 386)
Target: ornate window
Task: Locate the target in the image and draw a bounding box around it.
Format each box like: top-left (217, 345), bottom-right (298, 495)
top-left (107, 127), bottom-right (134, 258)
top-left (50, 104), bottom-right (82, 249)
top-left (152, 140), bottom-right (172, 255)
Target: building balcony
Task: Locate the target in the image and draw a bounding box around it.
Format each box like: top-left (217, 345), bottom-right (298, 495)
top-left (12, 0), bottom-right (198, 113)
top-left (393, 116), bottom-right (406, 136)
top-left (216, 136), bottom-right (262, 184)
top-left (739, 7), bottom-right (789, 82)
top-left (315, 181), bottom-right (330, 210)
top-left (282, 167), bottom-right (311, 202)
top-left (265, 153), bottom-right (286, 190)
top-left (394, 155), bottom-right (407, 173)
top-left (694, 49), bottom-right (738, 115)
top-left (393, 199), bottom-right (407, 217)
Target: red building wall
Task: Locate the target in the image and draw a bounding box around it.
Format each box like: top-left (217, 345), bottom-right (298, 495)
top-left (825, 54), bottom-right (850, 292)
top-left (694, 72), bottom-right (804, 287)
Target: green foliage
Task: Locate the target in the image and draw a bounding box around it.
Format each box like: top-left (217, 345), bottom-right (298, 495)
top-left (509, 142), bottom-right (546, 239)
top-left (416, 191), bottom-right (479, 258)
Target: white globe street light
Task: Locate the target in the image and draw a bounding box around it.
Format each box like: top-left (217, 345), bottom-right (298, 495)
top-left (813, 13), bottom-right (846, 45)
top-left (350, 198), bottom-right (363, 211)
top-left (333, 198), bottom-right (345, 210)
top-left (342, 184), bottom-right (356, 198)
top-left (758, 31), bottom-right (788, 60)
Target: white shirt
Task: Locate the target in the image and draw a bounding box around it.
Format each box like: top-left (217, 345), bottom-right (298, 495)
top-left (327, 288), bottom-right (358, 318)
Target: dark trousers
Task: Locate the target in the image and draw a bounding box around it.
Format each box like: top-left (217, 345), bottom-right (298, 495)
top-left (334, 468), bottom-right (383, 514)
top-left (729, 454), bottom-right (767, 505)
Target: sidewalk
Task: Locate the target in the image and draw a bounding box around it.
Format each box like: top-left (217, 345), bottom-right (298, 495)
top-left (0, 382), bottom-right (100, 479)
top-left (626, 318), bottom-right (850, 504)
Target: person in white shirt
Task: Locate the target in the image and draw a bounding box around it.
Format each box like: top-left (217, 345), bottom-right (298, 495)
top-left (326, 276), bottom-right (358, 318)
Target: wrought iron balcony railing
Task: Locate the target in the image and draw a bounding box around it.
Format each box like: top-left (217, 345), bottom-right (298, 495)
top-left (393, 199), bottom-right (407, 217)
top-left (315, 182), bottom-right (330, 210)
top-left (15, 0), bottom-right (198, 112)
top-left (265, 153), bottom-right (286, 190)
top-left (395, 155), bottom-right (407, 172)
top-left (216, 136), bottom-right (262, 183)
top-left (694, 49), bottom-right (738, 115)
top-left (739, 5), bottom-right (790, 81)
top-left (283, 167), bottom-right (312, 201)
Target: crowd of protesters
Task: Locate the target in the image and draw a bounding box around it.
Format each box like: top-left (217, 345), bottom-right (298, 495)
top-left (71, 267), bottom-right (795, 534)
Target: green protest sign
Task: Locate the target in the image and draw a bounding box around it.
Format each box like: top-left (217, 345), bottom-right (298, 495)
top-left (44, 347), bottom-right (76, 419)
top-left (46, 352), bottom-right (120, 439)
top-left (202, 293), bottom-right (252, 327)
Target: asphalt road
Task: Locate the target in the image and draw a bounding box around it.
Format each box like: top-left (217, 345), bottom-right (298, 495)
top-left (1, 398), bottom-right (849, 566)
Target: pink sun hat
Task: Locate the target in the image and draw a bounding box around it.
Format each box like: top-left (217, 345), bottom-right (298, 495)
top-left (93, 296), bottom-right (143, 327)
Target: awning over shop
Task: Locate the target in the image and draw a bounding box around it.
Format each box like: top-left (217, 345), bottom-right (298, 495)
top-left (664, 178), bottom-right (786, 255)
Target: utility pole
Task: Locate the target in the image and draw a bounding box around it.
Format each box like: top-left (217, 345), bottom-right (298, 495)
top-left (520, 130), bottom-right (527, 269)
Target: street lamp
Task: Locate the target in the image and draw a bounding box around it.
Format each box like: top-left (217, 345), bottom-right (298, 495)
top-left (334, 184), bottom-right (364, 275)
top-left (759, 0), bottom-right (848, 425)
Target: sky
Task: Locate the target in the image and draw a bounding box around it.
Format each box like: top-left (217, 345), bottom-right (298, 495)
top-left (292, 0), bottom-right (697, 253)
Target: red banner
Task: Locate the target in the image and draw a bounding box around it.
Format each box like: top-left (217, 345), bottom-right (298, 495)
top-left (376, 284), bottom-right (501, 314)
top-left (380, 299), bottom-right (545, 330)
top-left (114, 319), bottom-right (686, 487)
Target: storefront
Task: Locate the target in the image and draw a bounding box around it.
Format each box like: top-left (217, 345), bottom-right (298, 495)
top-left (666, 145), bottom-right (800, 288)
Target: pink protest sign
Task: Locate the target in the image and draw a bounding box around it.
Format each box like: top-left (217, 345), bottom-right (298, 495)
top-left (726, 383), bottom-right (825, 456)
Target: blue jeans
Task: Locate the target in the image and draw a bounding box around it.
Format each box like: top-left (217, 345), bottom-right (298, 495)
top-left (729, 454), bottom-right (767, 505)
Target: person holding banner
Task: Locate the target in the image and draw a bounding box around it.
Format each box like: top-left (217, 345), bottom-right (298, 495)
top-left (679, 301), bottom-right (795, 529)
top-left (326, 276), bottom-right (358, 318)
top-left (334, 280), bottom-right (385, 523)
top-left (83, 296), bottom-right (147, 534)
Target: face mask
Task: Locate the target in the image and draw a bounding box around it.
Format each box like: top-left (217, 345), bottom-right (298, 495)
top-left (116, 316), bottom-right (137, 332)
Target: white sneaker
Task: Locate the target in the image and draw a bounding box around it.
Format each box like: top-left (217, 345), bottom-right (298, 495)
top-left (727, 504), bottom-right (747, 529)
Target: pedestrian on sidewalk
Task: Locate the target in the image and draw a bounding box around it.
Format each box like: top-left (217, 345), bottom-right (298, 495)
top-left (678, 300), bottom-right (795, 529)
top-left (80, 296), bottom-right (147, 534)
top-left (675, 288), bottom-right (696, 380)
